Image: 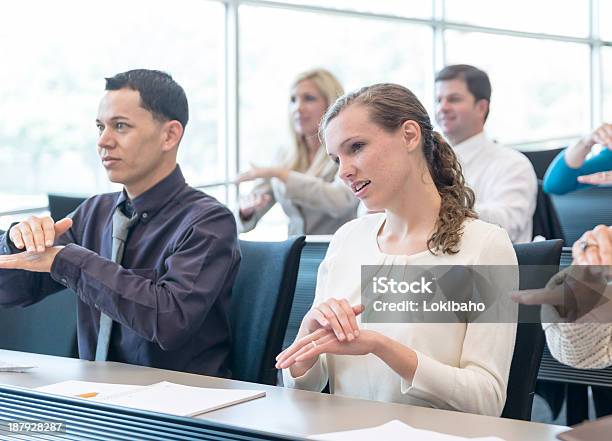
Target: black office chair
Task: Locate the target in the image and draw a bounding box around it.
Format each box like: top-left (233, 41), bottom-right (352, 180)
top-left (229, 236), bottom-right (305, 385)
top-left (0, 229), bottom-right (78, 357)
top-left (550, 186), bottom-right (612, 245)
top-left (0, 288), bottom-right (78, 358)
top-left (532, 180), bottom-right (564, 242)
top-left (520, 147), bottom-right (565, 180)
top-left (47, 194), bottom-right (87, 220)
top-left (282, 240), bottom-right (329, 351)
top-left (501, 239), bottom-right (563, 421)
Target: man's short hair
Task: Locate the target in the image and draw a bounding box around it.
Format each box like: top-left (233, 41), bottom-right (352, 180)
top-left (105, 69), bottom-right (189, 128)
top-left (435, 64), bottom-right (491, 121)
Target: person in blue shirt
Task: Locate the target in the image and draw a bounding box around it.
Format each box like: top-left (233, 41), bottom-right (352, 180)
top-left (543, 123), bottom-right (612, 195)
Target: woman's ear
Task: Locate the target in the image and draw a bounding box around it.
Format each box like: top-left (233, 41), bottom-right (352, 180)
top-left (401, 120), bottom-right (421, 153)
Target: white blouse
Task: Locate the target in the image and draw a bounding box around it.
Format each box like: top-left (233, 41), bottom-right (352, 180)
top-left (283, 213), bottom-right (518, 416)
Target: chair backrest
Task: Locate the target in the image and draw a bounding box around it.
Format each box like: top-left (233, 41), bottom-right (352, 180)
top-left (0, 288), bottom-right (78, 358)
top-left (229, 236), bottom-right (305, 385)
top-left (47, 194), bottom-right (87, 220)
top-left (284, 238), bottom-right (563, 419)
top-left (520, 147), bottom-right (565, 180)
top-left (550, 186), bottom-right (612, 245)
top-left (282, 240), bottom-right (330, 350)
top-left (532, 180), bottom-right (564, 242)
top-left (0, 228), bottom-right (78, 356)
top-left (501, 239), bottom-right (563, 420)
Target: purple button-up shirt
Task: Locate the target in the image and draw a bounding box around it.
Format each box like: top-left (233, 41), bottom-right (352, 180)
top-left (0, 166), bottom-right (240, 377)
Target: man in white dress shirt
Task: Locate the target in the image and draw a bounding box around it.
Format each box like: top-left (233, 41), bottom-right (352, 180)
top-left (435, 64), bottom-right (537, 243)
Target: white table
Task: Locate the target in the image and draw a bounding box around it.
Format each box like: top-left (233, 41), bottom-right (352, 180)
top-left (0, 350), bottom-right (569, 440)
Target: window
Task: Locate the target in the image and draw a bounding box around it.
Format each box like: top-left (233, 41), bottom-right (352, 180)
top-left (600, 1), bottom-right (612, 41)
top-left (237, 4), bottom-right (432, 237)
top-left (239, 4), bottom-right (433, 170)
top-left (0, 0), bottom-right (223, 205)
top-left (603, 47), bottom-right (612, 122)
top-left (445, 30), bottom-right (590, 144)
top-left (445, 0), bottom-right (588, 37)
top-left (279, 0), bottom-right (431, 18)
top-left (1, 0), bottom-right (610, 230)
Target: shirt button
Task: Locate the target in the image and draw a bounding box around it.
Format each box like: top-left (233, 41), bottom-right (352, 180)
top-left (61, 278), bottom-right (68, 285)
top-left (142, 212), bottom-right (148, 219)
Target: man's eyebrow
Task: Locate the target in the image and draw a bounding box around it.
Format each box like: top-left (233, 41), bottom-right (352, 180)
top-left (96, 115), bottom-right (131, 123)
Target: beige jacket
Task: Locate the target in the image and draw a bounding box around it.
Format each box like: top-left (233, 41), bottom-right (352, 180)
top-left (237, 161), bottom-right (358, 236)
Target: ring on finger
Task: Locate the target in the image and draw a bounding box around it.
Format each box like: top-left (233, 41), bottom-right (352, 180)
top-left (579, 240), bottom-right (599, 252)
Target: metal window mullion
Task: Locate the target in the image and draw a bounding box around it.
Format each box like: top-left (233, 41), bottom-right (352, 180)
top-left (239, 0), bottom-right (434, 27)
top-left (589, 0), bottom-right (603, 129)
top-left (224, 0), bottom-right (240, 207)
top-left (432, 0), bottom-right (445, 113)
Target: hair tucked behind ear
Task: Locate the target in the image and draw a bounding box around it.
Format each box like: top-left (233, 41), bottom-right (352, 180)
top-left (321, 83), bottom-right (477, 255)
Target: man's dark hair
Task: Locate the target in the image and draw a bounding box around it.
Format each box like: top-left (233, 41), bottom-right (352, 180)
top-left (105, 69), bottom-right (189, 128)
top-left (435, 64), bottom-right (491, 121)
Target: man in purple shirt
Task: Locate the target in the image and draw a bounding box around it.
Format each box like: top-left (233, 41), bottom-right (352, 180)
top-left (0, 69), bottom-right (240, 377)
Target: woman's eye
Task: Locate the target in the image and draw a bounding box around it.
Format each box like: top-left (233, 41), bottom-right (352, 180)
top-left (351, 142), bottom-right (364, 152)
top-left (116, 122), bottom-right (126, 130)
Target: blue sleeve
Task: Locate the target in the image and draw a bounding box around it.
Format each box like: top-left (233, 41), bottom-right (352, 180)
top-left (543, 148), bottom-right (612, 195)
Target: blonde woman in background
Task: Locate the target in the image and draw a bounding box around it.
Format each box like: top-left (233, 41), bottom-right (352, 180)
top-left (235, 69), bottom-right (359, 235)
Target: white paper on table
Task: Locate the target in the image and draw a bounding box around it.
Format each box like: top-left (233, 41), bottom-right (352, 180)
top-left (0, 360), bottom-right (36, 372)
top-left (36, 380), bottom-right (145, 400)
top-left (309, 420), bottom-right (506, 441)
top-left (95, 381), bottom-right (266, 417)
top-left (36, 380), bottom-right (266, 417)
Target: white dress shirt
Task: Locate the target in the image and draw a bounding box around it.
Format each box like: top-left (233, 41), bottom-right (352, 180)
top-left (453, 131), bottom-right (537, 243)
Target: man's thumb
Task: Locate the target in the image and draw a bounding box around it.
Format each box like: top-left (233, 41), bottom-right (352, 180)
top-left (54, 218), bottom-right (73, 237)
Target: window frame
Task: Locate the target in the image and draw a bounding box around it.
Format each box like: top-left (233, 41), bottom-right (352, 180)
top-left (2, 0), bottom-right (611, 217)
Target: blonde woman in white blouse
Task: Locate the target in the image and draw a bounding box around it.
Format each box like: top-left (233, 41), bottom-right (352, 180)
top-left (235, 69), bottom-right (358, 235)
top-left (276, 84), bottom-right (518, 416)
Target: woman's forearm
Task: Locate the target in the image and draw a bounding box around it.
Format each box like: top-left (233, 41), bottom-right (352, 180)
top-left (372, 333), bottom-right (419, 384)
top-left (565, 137), bottom-right (594, 168)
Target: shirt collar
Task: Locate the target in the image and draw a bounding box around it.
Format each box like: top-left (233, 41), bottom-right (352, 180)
top-left (114, 165), bottom-right (186, 223)
top-left (452, 131), bottom-right (492, 166)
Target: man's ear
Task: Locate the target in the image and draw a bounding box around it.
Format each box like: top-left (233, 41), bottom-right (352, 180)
top-left (401, 120), bottom-right (422, 152)
top-left (161, 120), bottom-right (184, 152)
top-left (476, 99), bottom-right (489, 122)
